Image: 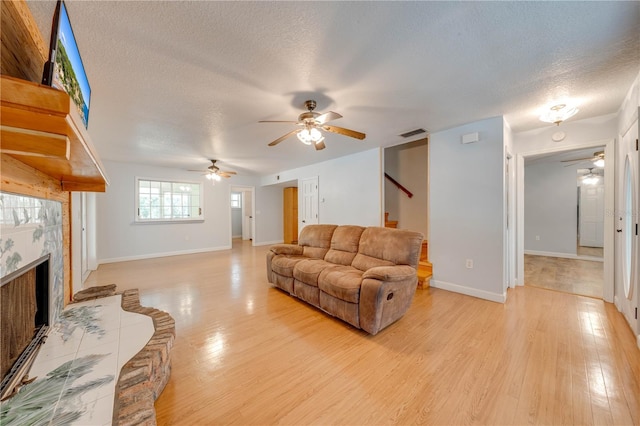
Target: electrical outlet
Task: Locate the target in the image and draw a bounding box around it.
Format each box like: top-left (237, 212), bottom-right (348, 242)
top-left (535, 235), bottom-right (540, 241)
top-left (465, 259), bottom-right (473, 269)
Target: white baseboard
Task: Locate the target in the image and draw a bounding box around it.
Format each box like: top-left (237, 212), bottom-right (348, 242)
top-left (98, 245), bottom-right (231, 265)
top-left (252, 240), bottom-right (284, 247)
top-left (431, 280), bottom-right (506, 303)
top-left (525, 250), bottom-right (603, 262)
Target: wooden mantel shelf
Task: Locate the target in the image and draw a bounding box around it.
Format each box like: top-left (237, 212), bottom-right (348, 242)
top-left (0, 75), bottom-right (108, 192)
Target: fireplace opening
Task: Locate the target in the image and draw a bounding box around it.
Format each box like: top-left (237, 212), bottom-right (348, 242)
top-left (0, 255), bottom-right (50, 400)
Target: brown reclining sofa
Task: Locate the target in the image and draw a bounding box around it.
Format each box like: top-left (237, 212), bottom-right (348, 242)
top-left (266, 224), bottom-right (424, 335)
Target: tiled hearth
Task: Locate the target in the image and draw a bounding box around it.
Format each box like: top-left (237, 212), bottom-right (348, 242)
top-left (0, 287), bottom-right (175, 425)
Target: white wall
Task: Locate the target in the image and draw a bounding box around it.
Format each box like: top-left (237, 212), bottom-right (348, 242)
top-left (261, 149), bottom-right (383, 227)
top-left (384, 139), bottom-right (428, 235)
top-left (524, 162), bottom-right (579, 255)
top-left (96, 160), bottom-right (262, 263)
top-left (253, 185), bottom-right (283, 245)
top-left (430, 116), bottom-right (506, 302)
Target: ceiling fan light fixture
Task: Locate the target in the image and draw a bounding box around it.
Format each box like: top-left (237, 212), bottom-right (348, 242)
top-left (539, 103), bottom-right (579, 126)
top-left (593, 158), bottom-right (605, 168)
top-left (583, 175), bottom-right (599, 185)
top-left (297, 126), bottom-right (323, 145)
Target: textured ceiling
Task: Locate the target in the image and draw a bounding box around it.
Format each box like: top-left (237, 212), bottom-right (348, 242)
top-left (26, 1), bottom-right (640, 176)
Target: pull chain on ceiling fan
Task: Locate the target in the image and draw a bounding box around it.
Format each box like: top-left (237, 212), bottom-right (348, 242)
top-left (259, 100), bottom-right (366, 150)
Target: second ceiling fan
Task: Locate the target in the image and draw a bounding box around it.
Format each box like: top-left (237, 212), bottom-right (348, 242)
top-left (260, 100), bottom-right (366, 150)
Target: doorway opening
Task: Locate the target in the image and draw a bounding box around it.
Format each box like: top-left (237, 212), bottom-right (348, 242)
top-left (516, 140), bottom-right (614, 301)
top-left (230, 186), bottom-right (255, 244)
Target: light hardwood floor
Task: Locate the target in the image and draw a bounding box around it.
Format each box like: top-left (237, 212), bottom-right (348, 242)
top-left (84, 240), bottom-right (640, 425)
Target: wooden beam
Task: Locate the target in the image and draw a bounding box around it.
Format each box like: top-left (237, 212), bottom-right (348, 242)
top-left (1, 126), bottom-right (70, 159)
top-left (0, 0), bottom-right (48, 83)
top-left (62, 181), bottom-right (107, 192)
top-left (1, 76), bottom-right (109, 190)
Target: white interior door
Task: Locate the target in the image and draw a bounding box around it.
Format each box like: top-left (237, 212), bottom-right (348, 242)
top-left (231, 186), bottom-right (255, 243)
top-left (579, 184), bottom-right (604, 248)
top-left (301, 176), bottom-right (319, 230)
top-left (617, 120), bottom-right (638, 335)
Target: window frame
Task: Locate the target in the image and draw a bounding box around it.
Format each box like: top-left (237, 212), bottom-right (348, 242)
top-left (230, 192), bottom-right (242, 209)
top-left (134, 177), bottom-right (204, 224)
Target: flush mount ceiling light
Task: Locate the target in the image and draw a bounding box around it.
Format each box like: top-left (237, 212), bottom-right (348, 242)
top-left (540, 103), bottom-right (579, 126)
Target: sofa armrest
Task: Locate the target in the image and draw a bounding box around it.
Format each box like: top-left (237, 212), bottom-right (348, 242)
top-left (362, 265), bottom-right (417, 282)
top-left (269, 244), bottom-right (304, 256)
top-left (359, 272), bottom-right (418, 335)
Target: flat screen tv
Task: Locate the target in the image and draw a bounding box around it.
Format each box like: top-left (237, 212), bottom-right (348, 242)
top-left (42, 0), bottom-right (91, 129)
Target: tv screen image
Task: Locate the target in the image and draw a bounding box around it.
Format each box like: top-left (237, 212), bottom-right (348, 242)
top-left (43, 1), bottom-right (91, 129)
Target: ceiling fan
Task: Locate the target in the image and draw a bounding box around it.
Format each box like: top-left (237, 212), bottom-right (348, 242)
top-left (581, 168), bottom-right (602, 185)
top-left (561, 150), bottom-right (605, 167)
top-left (259, 100), bottom-right (366, 150)
top-left (189, 159), bottom-right (236, 181)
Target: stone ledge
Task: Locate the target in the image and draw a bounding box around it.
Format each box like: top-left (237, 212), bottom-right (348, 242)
top-left (115, 289), bottom-right (175, 426)
top-left (71, 286), bottom-right (175, 426)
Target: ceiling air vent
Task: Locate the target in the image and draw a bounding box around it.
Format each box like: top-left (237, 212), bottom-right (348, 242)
top-left (399, 128), bottom-right (427, 138)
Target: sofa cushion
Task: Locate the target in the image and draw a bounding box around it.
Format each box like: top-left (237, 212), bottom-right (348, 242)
top-left (318, 266), bottom-right (363, 303)
top-left (319, 292), bottom-right (359, 328)
top-left (299, 224), bottom-right (337, 259)
top-left (352, 227), bottom-right (423, 271)
top-left (294, 281), bottom-right (320, 306)
top-left (324, 225), bottom-right (365, 266)
top-left (271, 255), bottom-right (305, 277)
top-left (293, 259), bottom-right (335, 287)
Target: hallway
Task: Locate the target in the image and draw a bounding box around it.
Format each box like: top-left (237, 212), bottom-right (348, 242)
top-left (524, 254), bottom-right (603, 298)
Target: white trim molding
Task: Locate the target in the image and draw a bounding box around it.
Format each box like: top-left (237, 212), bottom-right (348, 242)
top-left (431, 280), bottom-right (507, 303)
top-left (98, 245), bottom-right (231, 265)
top-left (252, 240), bottom-right (284, 247)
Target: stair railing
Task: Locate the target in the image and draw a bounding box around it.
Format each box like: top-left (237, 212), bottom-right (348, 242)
top-left (384, 173), bottom-right (413, 198)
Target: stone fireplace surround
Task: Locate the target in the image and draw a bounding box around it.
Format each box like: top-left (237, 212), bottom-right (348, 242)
top-left (74, 285), bottom-right (175, 425)
top-left (1, 192), bottom-right (175, 424)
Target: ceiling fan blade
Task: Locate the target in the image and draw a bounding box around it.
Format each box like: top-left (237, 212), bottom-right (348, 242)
top-left (322, 125), bottom-right (366, 140)
top-left (187, 169), bottom-right (207, 172)
top-left (218, 172), bottom-right (232, 178)
top-left (315, 111), bottom-right (342, 125)
top-left (259, 120), bottom-right (299, 123)
top-left (563, 160), bottom-right (594, 167)
top-left (314, 140), bottom-right (326, 151)
top-left (268, 129), bottom-right (300, 146)
top-left (561, 156), bottom-right (595, 163)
